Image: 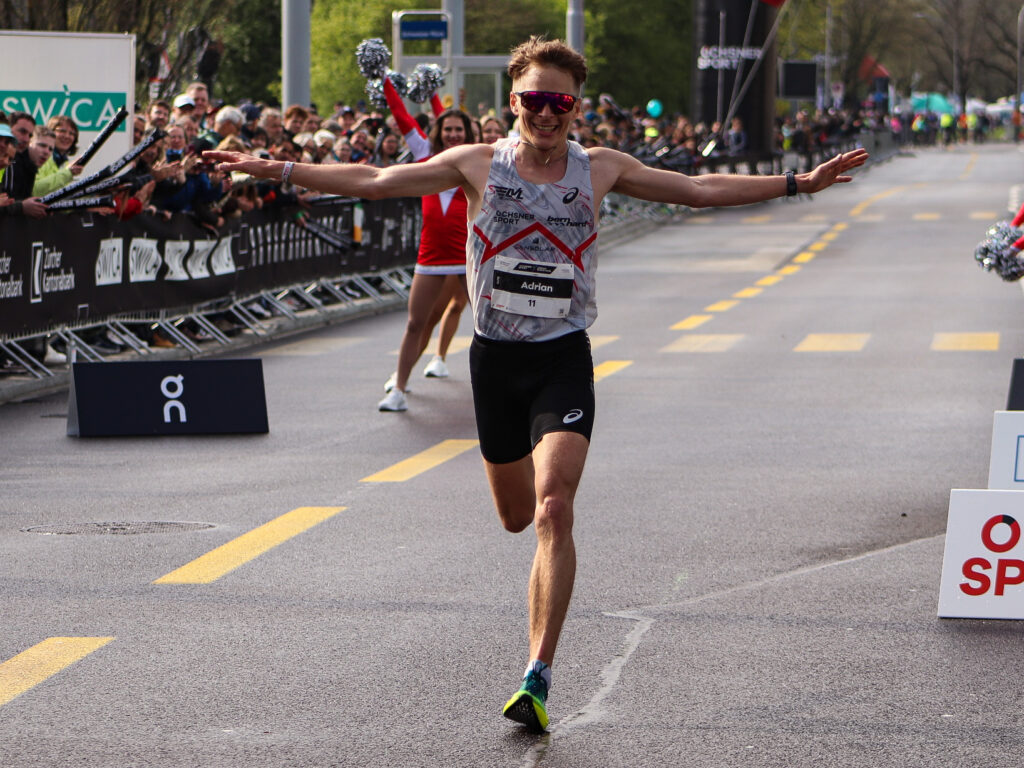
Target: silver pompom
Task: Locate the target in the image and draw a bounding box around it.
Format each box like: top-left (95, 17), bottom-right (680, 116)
top-left (406, 63), bottom-right (445, 104)
top-left (386, 70), bottom-right (408, 97)
top-left (365, 78), bottom-right (387, 111)
top-left (356, 38), bottom-right (391, 80)
top-left (999, 252), bottom-right (1024, 282)
top-left (974, 220), bottom-right (1024, 281)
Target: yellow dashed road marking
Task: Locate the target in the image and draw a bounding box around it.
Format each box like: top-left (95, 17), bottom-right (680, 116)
top-left (705, 300), bottom-right (739, 312)
top-left (672, 314), bottom-right (712, 331)
top-left (778, 265), bottom-right (801, 275)
top-left (733, 287), bottom-right (763, 298)
top-left (931, 333), bottom-right (1000, 351)
top-left (265, 337), bottom-right (365, 357)
top-left (743, 215), bottom-right (772, 224)
top-left (154, 507), bottom-right (346, 584)
top-left (756, 275), bottom-right (783, 286)
top-left (589, 335), bottom-right (619, 350)
top-left (809, 241), bottom-right (828, 251)
top-left (593, 360), bottom-right (632, 382)
top-left (362, 440), bottom-right (478, 483)
top-left (850, 187), bottom-right (905, 217)
top-left (0, 638), bottom-right (114, 708)
top-left (795, 333), bottom-right (870, 352)
top-left (800, 214), bottom-right (827, 223)
top-left (960, 153), bottom-right (978, 180)
top-left (794, 252), bottom-right (815, 263)
top-left (821, 232), bottom-right (838, 241)
top-left (662, 334), bottom-right (745, 353)
top-left (442, 337), bottom-right (472, 354)
top-left (913, 213), bottom-right (941, 221)
top-left (969, 212), bottom-right (998, 220)
top-left (393, 336), bottom-right (471, 356)
top-left (831, 222), bottom-right (848, 232)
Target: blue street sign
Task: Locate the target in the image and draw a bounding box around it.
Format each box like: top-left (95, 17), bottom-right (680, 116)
top-left (399, 19), bottom-right (448, 40)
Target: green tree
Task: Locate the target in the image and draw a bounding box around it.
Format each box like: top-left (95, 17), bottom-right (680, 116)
top-left (464, 0), bottom-right (565, 53)
top-left (215, 0), bottom-right (282, 105)
top-left (310, 0), bottom-right (436, 113)
top-left (584, 0), bottom-right (693, 114)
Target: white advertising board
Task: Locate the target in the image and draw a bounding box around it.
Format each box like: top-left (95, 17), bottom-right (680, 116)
top-left (0, 31), bottom-right (135, 172)
top-left (938, 489), bottom-right (1024, 619)
top-left (988, 411), bottom-right (1024, 490)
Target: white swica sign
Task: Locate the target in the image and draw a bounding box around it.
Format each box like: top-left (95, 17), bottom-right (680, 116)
top-left (0, 31), bottom-right (135, 171)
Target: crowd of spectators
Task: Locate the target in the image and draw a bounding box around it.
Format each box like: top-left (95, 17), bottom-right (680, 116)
top-left (0, 77), bottom-right (910, 228)
top-left (0, 75), bottom-right (923, 366)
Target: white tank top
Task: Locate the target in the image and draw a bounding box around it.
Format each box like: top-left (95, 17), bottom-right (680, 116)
top-left (467, 138), bottom-right (598, 342)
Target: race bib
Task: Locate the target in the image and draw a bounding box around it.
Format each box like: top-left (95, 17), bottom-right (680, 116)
top-left (490, 255), bottom-right (573, 318)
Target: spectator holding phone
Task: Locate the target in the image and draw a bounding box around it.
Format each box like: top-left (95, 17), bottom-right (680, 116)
top-left (0, 122), bottom-right (46, 218)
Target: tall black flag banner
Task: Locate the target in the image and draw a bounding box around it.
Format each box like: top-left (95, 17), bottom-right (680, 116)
top-left (693, 0), bottom-right (780, 159)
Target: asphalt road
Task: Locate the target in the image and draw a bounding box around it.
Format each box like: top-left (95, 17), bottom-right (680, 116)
top-left (3, 143), bottom-right (1024, 767)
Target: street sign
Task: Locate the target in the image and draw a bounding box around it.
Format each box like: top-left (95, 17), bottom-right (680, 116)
top-left (938, 489), bottom-right (1024, 619)
top-left (988, 411), bottom-right (1024, 490)
top-left (399, 19), bottom-right (448, 40)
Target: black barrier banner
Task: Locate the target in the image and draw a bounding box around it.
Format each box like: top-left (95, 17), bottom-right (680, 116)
top-left (68, 359), bottom-right (269, 436)
top-left (0, 198), bottom-right (422, 337)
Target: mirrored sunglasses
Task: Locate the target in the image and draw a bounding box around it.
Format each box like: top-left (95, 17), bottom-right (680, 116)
top-left (515, 91), bottom-right (578, 115)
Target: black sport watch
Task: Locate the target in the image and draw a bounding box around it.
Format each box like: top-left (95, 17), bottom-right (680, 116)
top-left (785, 170), bottom-right (798, 197)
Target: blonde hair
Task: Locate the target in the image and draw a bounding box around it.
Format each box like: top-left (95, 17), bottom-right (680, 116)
top-left (216, 136), bottom-right (247, 153)
top-left (507, 36), bottom-right (587, 90)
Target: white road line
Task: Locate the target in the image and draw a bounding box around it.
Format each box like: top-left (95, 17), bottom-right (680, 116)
top-left (521, 611), bottom-right (655, 767)
top-left (521, 532), bottom-right (943, 764)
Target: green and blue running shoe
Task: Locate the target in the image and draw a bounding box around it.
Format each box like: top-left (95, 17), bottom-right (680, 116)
top-left (502, 663), bottom-right (549, 733)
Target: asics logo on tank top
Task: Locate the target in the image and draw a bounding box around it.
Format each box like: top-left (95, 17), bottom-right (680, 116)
top-left (562, 187), bottom-right (580, 204)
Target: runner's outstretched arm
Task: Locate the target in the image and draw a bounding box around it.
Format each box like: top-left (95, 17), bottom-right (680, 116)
top-left (603, 147), bottom-right (868, 209)
top-left (203, 147), bottom-right (473, 200)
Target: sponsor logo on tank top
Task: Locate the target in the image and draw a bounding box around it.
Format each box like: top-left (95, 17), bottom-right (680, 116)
top-left (493, 210), bottom-right (535, 225)
top-left (522, 237), bottom-right (556, 256)
top-left (491, 185), bottom-right (524, 200)
top-left (561, 187), bottom-right (580, 203)
top-left (546, 216), bottom-right (590, 228)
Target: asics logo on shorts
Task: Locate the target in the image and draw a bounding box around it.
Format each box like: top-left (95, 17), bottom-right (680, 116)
top-left (562, 408), bottom-right (584, 424)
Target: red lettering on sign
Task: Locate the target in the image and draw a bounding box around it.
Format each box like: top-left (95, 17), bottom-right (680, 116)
top-left (960, 557), bottom-right (992, 596)
top-left (995, 559), bottom-right (1024, 596)
top-left (981, 514), bottom-right (1020, 553)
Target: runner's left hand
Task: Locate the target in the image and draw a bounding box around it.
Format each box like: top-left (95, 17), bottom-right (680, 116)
top-left (801, 148), bottom-right (869, 194)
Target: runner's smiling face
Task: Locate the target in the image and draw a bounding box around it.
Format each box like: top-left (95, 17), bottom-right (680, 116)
top-left (510, 65), bottom-right (580, 153)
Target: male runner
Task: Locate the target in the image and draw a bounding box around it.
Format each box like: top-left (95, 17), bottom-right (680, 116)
top-left (206, 36), bottom-right (868, 733)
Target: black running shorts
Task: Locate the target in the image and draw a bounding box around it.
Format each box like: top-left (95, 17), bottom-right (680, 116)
top-left (469, 330), bottom-right (596, 464)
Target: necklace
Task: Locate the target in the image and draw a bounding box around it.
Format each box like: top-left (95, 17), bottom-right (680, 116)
top-left (520, 138), bottom-right (568, 167)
